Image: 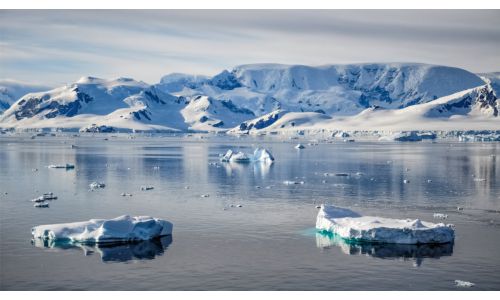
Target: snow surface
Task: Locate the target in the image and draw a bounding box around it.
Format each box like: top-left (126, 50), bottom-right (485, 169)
top-left (316, 206), bottom-right (455, 244)
top-left (31, 215), bottom-right (173, 244)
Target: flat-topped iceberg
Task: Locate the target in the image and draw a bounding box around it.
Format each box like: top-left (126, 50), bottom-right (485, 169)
top-left (220, 147), bottom-right (274, 163)
top-left (32, 215), bottom-right (173, 244)
top-left (316, 206), bottom-right (454, 244)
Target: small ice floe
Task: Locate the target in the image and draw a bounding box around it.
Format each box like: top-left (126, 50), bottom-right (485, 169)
top-left (433, 213), bottom-right (448, 220)
top-left (283, 180), bottom-right (305, 185)
top-left (32, 168), bottom-right (38, 172)
top-left (152, 166), bottom-right (160, 170)
top-left (70, 144), bottom-right (77, 149)
top-left (473, 178), bottom-right (486, 182)
top-left (89, 182), bottom-right (106, 190)
top-left (184, 186), bottom-right (190, 189)
top-left (454, 280), bottom-right (475, 288)
top-left (34, 202), bottom-right (49, 208)
top-left (120, 193), bottom-right (133, 197)
top-left (236, 204), bottom-right (243, 208)
top-left (457, 206), bottom-right (464, 211)
top-left (31, 215), bottom-right (173, 244)
top-left (140, 186), bottom-right (154, 191)
top-left (403, 179), bottom-right (410, 184)
top-left (427, 179), bottom-right (432, 183)
top-left (201, 194), bottom-right (210, 198)
top-left (31, 193), bottom-right (58, 202)
top-left (48, 164), bottom-right (75, 169)
top-left (295, 144), bottom-right (305, 149)
top-left (316, 205), bottom-right (455, 244)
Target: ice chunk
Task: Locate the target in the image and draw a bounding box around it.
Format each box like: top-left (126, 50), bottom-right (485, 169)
top-left (403, 179), bottom-right (410, 184)
top-left (283, 180), bottom-right (305, 185)
top-left (140, 186), bottom-right (154, 191)
top-left (253, 147), bottom-right (275, 163)
top-left (220, 147), bottom-right (275, 164)
top-left (295, 143), bottom-right (305, 149)
top-left (433, 213), bottom-right (448, 219)
top-left (48, 164), bottom-right (75, 169)
top-left (90, 182), bottom-right (106, 190)
top-left (316, 205), bottom-right (455, 244)
top-left (454, 280), bottom-right (475, 288)
top-left (32, 215), bottom-right (173, 244)
top-left (34, 202), bottom-right (49, 208)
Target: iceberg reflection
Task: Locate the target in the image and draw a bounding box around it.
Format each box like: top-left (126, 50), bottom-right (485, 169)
top-left (316, 232), bottom-right (453, 267)
top-left (31, 235), bottom-right (173, 263)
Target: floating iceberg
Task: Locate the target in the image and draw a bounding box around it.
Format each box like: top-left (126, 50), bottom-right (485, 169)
top-left (220, 147), bottom-right (274, 164)
top-left (316, 206), bottom-right (455, 244)
top-left (454, 280), bottom-right (475, 288)
top-left (48, 164), bottom-right (75, 169)
top-left (32, 215), bottom-right (173, 244)
top-left (89, 182), bottom-right (106, 190)
top-left (34, 202), bottom-right (49, 208)
top-left (379, 131), bottom-right (436, 142)
top-left (31, 193), bottom-right (57, 202)
top-left (140, 185), bottom-right (154, 191)
top-left (295, 143), bottom-right (305, 149)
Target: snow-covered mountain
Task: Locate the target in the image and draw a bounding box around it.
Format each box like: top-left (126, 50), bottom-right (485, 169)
top-left (158, 63), bottom-right (485, 116)
top-left (0, 76), bottom-right (258, 132)
top-left (0, 80), bottom-right (50, 114)
top-left (0, 63), bottom-right (497, 132)
top-left (229, 84), bottom-right (499, 133)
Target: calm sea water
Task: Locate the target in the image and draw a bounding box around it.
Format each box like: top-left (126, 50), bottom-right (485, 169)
top-left (0, 135), bottom-right (499, 290)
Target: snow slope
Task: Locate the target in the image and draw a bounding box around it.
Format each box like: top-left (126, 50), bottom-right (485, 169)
top-left (0, 80), bottom-right (50, 113)
top-left (229, 84), bottom-right (499, 133)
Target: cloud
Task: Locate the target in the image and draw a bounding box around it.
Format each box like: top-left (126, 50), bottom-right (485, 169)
top-left (0, 10), bottom-right (499, 86)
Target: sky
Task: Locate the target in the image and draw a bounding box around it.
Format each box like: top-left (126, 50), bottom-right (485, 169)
top-left (1, 10), bottom-right (499, 86)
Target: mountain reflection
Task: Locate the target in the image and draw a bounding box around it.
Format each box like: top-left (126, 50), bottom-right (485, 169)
top-left (316, 232), bottom-right (453, 267)
top-left (31, 236), bottom-right (173, 263)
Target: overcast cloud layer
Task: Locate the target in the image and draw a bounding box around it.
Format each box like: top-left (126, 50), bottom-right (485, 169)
top-left (1, 10), bottom-right (499, 86)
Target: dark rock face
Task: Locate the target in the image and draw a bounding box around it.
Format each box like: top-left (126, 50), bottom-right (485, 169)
top-left (210, 70), bottom-right (242, 90)
top-left (14, 88), bottom-right (94, 120)
top-left (425, 85), bottom-right (498, 117)
top-left (239, 111), bottom-right (282, 131)
top-left (220, 100), bottom-right (254, 115)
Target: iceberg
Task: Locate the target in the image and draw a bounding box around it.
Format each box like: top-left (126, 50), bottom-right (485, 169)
top-left (295, 143), bottom-right (305, 149)
top-left (220, 147), bottom-right (275, 164)
top-left (89, 182), bottom-right (106, 190)
top-left (316, 205), bottom-right (455, 244)
top-left (32, 215), bottom-right (173, 244)
top-left (48, 163), bottom-right (75, 169)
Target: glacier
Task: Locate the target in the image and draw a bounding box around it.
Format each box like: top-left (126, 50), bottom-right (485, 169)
top-left (31, 215), bottom-right (173, 244)
top-left (316, 205), bottom-right (455, 244)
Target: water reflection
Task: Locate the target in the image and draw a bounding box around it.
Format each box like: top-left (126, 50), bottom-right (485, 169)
top-left (31, 236), bottom-right (172, 263)
top-left (316, 232), bottom-right (453, 267)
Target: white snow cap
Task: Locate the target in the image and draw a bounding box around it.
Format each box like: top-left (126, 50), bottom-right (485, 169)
top-left (32, 215), bottom-right (173, 244)
top-left (316, 205), bottom-right (455, 244)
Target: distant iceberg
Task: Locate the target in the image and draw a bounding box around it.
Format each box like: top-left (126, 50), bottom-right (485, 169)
top-left (220, 147), bottom-right (274, 163)
top-left (316, 206), bottom-right (455, 244)
top-left (32, 215), bottom-right (173, 244)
